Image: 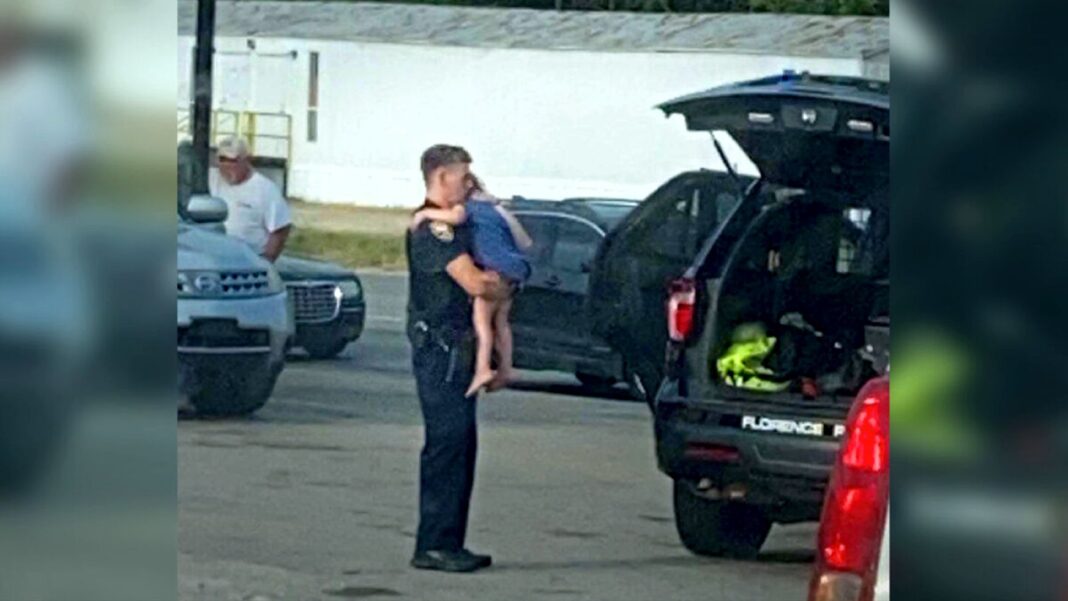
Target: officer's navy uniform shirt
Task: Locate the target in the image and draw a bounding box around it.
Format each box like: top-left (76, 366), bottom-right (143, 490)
top-left (406, 219), bottom-right (474, 332)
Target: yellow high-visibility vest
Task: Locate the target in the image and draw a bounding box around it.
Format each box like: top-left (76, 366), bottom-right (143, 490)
top-left (716, 336), bottom-right (789, 392)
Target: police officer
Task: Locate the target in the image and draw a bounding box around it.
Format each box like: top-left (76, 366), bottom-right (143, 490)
top-left (407, 145), bottom-right (508, 573)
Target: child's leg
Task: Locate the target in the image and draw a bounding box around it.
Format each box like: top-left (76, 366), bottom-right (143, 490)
top-left (466, 296), bottom-right (497, 397)
top-left (493, 296), bottom-right (515, 382)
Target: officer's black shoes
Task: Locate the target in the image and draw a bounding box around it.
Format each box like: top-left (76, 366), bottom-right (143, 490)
top-left (459, 548), bottom-right (493, 569)
top-left (410, 550), bottom-right (485, 573)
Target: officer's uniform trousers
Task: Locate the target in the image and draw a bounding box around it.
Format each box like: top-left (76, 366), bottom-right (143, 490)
top-left (411, 332), bottom-right (477, 553)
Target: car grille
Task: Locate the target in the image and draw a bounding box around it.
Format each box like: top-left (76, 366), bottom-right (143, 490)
top-left (287, 283), bottom-right (340, 324)
top-left (219, 271), bottom-right (270, 296)
top-left (177, 271), bottom-right (271, 297)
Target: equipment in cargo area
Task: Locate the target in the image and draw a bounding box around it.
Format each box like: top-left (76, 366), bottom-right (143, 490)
top-left (711, 193), bottom-right (885, 400)
top-left (715, 314), bottom-right (868, 398)
top-left (715, 322), bottom-right (789, 392)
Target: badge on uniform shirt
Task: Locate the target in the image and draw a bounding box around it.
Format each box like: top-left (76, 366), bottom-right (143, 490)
top-left (429, 221), bottom-right (454, 242)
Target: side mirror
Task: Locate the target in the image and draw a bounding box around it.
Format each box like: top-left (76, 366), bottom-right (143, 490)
top-left (186, 195), bottom-right (228, 223)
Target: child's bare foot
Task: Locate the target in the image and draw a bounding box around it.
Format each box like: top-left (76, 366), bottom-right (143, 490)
top-left (466, 370), bottom-right (496, 398)
top-left (487, 369), bottom-right (516, 392)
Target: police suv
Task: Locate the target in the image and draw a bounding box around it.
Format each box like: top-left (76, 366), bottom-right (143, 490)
top-left (591, 73), bottom-right (890, 559)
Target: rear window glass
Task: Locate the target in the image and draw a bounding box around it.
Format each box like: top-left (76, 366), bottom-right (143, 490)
top-left (643, 183), bottom-right (740, 261)
top-left (837, 208), bottom-right (870, 273)
top-left (838, 206), bottom-right (887, 277)
top-left (551, 220), bottom-right (601, 273)
top-left (515, 215), bottom-right (557, 266)
top-left (586, 204), bottom-right (637, 231)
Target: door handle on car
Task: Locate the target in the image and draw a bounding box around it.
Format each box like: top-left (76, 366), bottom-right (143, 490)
top-left (545, 275), bottom-right (561, 288)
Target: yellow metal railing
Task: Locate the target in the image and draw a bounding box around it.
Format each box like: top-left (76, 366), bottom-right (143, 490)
top-left (177, 107), bottom-right (293, 166)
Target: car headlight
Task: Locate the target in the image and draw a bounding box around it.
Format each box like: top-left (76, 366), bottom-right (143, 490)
top-left (177, 271), bottom-right (192, 296)
top-left (177, 270), bottom-right (224, 298)
top-left (336, 278), bottom-right (362, 299)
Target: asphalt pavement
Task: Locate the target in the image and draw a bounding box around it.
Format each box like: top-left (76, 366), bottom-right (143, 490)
top-left (178, 272), bottom-right (816, 601)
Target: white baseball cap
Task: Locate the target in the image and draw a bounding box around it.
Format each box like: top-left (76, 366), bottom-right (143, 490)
top-left (217, 136), bottom-right (250, 160)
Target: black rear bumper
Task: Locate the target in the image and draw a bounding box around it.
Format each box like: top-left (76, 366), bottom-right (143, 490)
top-left (654, 395), bottom-right (845, 523)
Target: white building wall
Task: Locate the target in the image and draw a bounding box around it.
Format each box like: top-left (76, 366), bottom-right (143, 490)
top-left (179, 36), bottom-right (861, 206)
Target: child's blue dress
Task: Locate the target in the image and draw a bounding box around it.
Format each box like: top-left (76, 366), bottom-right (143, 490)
top-left (465, 200), bottom-right (531, 283)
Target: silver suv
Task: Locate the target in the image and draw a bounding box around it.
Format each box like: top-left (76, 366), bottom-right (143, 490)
top-left (177, 195), bottom-right (293, 415)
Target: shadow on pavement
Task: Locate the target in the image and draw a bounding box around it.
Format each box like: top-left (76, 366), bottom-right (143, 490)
top-left (506, 379), bottom-right (636, 403)
top-left (757, 549), bottom-right (816, 564)
top-left (490, 549), bottom-right (813, 573)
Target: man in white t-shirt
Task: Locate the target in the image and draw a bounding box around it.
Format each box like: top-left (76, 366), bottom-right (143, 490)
top-left (209, 136), bottom-right (292, 262)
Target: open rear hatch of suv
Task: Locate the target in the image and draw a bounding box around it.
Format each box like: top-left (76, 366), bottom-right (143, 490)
top-left (659, 72), bottom-right (889, 413)
top-left (659, 73), bottom-right (888, 194)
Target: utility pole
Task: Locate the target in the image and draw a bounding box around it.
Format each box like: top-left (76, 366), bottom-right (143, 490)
top-left (191, 0), bottom-right (216, 194)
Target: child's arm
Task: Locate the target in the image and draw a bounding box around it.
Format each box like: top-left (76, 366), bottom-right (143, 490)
top-left (495, 205), bottom-right (533, 251)
top-left (411, 205), bottom-right (467, 230)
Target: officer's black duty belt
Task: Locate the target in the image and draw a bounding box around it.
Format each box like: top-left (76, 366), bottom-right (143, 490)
top-left (408, 320), bottom-right (473, 384)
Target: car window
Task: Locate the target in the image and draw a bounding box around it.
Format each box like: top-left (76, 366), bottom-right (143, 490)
top-left (715, 191), bottom-right (738, 225)
top-left (587, 203), bottom-right (638, 231)
top-left (551, 219), bottom-right (602, 273)
top-left (515, 214), bottom-right (557, 267)
top-left (839, 206), bottom-right (889, 277)
top-left (642, 181), bottom-right (740, 262)
top-left (646, 194), bottom-right (696, 260)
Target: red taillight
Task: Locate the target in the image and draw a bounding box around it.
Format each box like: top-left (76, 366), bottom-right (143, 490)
top-left (667, 279), bottom-right (696, 342)
top-left (810, 377), bottom-right (889, 601)
top-left (841, 395), bottom-right (889, 473)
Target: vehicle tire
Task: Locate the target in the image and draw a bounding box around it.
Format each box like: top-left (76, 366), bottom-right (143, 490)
top-left (302, 334), bottom-right (350, 360)
top-left (672, 479), bottom-right (771, 559)
top-left (575, 372), bottom-right (616, 390)
top-left (188, 365), bottom-right (279, 417)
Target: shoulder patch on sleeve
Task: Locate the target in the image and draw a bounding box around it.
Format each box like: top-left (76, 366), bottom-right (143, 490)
top-left (429, 221), bottom-right (454, 242)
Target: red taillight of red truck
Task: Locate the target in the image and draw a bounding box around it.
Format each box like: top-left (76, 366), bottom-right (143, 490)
top-left (809, 377), bottom-right (890, 601)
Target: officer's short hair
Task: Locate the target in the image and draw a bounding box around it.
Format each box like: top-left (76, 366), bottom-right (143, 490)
top-left (421, 144), bottom-right (471, 183)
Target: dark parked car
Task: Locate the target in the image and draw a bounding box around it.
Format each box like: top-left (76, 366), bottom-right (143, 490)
top-left (506, 197), bottom-right (640, 390)
top-left (275, 255), bottom-right (367, 359)
top-left (590, 72), bottom-right (890, 558)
